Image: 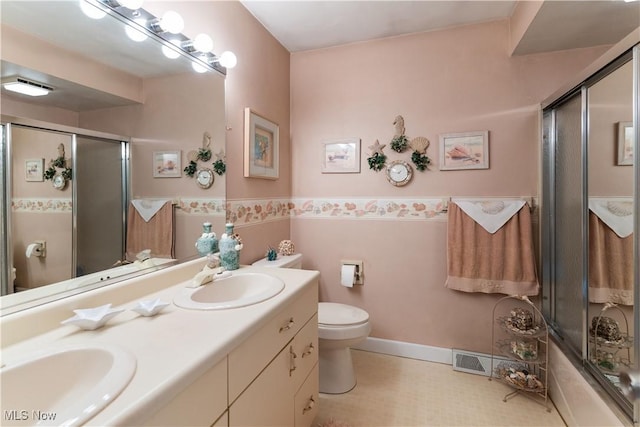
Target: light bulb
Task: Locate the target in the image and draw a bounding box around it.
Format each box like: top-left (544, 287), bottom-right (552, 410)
top-left (79, 0), bottom-right (106, 19)
top-left (193, 34), bottom-right (214, 53)
top-left (125, 18), bottom-right (148, 42)
top-left (192, 56), bottom-right (209, 73)
top-left (161, 40), bottom-right (181, 59)
top-left (218, 51), bottom-right (237, 69)
top-left (119, 0), bottom-right (144, 9)
top-left (159, 11), bottom-right (184, 34)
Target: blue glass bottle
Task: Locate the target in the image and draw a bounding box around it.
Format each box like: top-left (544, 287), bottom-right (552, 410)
top-left (195, 222), bottom-right (218, 256)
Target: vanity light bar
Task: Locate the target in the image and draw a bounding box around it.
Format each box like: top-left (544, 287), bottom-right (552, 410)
top-left (85, 0), bottom-right (227, 76)
top-left (2, 77), bottom-right (54, 97)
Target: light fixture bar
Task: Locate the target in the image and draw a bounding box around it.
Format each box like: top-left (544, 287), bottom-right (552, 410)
top-left (2, 77), bottom-right (54, 97)
top-left (86, 0), bottom-right (228, 76)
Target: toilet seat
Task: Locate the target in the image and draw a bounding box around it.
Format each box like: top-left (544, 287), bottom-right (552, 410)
top-left (319, 302), bottom-right (369, 326)
top-left (318, 302), bottom-right (371, 340)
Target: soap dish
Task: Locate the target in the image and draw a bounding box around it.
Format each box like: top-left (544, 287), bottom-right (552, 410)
top-left (61, 304), bottom-right (124, 330)
top-left (132, 298), bottom-right (169, 317)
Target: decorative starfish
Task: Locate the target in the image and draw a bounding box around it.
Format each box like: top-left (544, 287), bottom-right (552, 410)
top-left (215, 149), bottom-right (226, 162)
top-left (368, 139), bottom-right (386, 156)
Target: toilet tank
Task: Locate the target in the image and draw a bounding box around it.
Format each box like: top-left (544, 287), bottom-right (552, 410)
top-left (251, 253), bottom-right (303, 269)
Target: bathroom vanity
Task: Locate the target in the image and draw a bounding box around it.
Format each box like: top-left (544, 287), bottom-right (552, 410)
top-left (0, 259), bottom-right (319, 426)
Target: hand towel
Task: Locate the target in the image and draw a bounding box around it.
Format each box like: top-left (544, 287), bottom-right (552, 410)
top-left (131, 199), bottom-right (171, 222)
top-left (126, 201), bottom-right (174, 261)
top-left (588, 198), bottom-right (633, 238)
top-left (445, 202), bottom-right (539, 296)
top-left (588, 211), bottom-right (633, 305)
top-left (452, 199), bottom-right (526, 234)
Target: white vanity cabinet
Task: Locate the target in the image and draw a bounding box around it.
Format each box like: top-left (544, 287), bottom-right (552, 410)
top-left (228, 284), bottom-right (319, 427)
top-left (140, 358), bottom-right (228, 427)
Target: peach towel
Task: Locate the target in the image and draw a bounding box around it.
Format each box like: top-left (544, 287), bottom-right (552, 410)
top-left (126, 201), bottom-right (174, 261)
top-left (588, 211), bottom-right (633, 305)
top-left (445, 202), bottom-right (539, 296)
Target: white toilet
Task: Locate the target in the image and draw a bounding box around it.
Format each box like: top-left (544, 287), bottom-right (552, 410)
top-left (252, 253), bottom-right (371, 394)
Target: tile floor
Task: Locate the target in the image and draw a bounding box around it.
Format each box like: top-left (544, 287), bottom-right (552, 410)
top-left (313, 350), bottom-right (566, 427)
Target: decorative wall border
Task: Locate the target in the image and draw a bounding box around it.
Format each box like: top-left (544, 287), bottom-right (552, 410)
top-left (290, 197), bottom-right (447, 220)
top-left (12, 198), bottom-right (73, 213)
top-left (226, 198), bottom-right (292, 226)
top-left (175, 198), bottom-right (226, 216)
top-left (226, 197), bottom-right (448, 227)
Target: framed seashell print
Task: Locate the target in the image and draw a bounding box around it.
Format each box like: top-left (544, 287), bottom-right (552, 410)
top-left (439, 130), bottom-right (489, 170)
top-left (616, 121), bottom-right (633, 166)
top-left (244, 108), bottom-right (279, 179)
top-left (321, 138), bottom-right (361, 173)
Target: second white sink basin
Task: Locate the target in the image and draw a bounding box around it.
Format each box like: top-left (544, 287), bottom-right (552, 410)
top-left (173, 271), bottom-right (285, 310)
top-left (0, 344), bottom-right (136, 426)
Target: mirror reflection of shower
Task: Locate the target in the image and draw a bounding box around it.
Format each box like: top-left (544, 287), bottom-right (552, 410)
top-left (3, 123), bottom-right (128, 296)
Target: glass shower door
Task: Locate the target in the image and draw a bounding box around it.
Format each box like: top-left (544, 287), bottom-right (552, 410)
top-left (74, 135), bottom-right (126, 276)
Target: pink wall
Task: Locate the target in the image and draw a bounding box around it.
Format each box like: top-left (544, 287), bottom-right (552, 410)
top-left (144, 1), bottom-right (293, 263)
top-left (290, 20), bottom-right (608, 353)
top-left (11, 126), bottom-right (73, 289)
top-left (588, 60), bottom-right (634, 196)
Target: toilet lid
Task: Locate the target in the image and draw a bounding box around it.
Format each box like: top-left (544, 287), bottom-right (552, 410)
top-left (318, 302), bottom-right (369, 326)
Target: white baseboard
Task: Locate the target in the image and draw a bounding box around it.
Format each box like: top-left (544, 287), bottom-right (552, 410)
top-left (353, 337), bottom-right (452, 365)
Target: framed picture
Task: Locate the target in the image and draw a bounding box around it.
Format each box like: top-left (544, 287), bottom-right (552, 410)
top-left (244, 108), bottom-right (279, 179)
top-left (439, 130), bottom-right (489, 170)
top-left (25, 158), bottom-right (44, 182)
top-left (617, 121), bottom-right (633, 166)
top-left (153, 150), bottom-right (181, 178)
top-left (321, 138), bottom-right (361, 173)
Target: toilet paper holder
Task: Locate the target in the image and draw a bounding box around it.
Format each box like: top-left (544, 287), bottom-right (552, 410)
top-left (341, 259), bottom-right (363, 285)
top-left (26, 240), bottom-right (46, 258)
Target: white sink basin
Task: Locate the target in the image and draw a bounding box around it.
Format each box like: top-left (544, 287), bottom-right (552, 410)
top-left (173, 271), bottom-right (285, 310)
top-left (0, 344), bottom-right (136, 426)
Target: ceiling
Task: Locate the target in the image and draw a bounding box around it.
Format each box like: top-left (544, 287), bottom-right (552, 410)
top-left (240, 0), bottom-right (640, 54)
top-left (1, 1), bottom-right (638, 112)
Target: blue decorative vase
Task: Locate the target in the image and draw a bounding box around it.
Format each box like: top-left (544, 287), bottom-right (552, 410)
top-left (195, 222), bottom-right (218, 256)
top-left (219, 223), bottom-right (242, 270)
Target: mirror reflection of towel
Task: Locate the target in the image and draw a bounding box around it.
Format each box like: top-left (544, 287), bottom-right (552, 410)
top-left (126, 201), bottom-right (174, 261)
top-left (588, 198), bottom-right (633, 238)
top-left (588, 211), bottom-right (633, 305)
top-left (131, 199), bottom-right (170, 222)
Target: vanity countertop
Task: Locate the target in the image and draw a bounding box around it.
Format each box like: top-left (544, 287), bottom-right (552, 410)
top-left (0, 260), bottom-right (319, 426)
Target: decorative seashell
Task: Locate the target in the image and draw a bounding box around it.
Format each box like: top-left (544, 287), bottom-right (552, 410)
top-left (409, 136), bottom-right (430, 154)
top-left (278, 239), bottom-right (295, 256)
top-left (187, 150), bottom-right (199, 163)
top-left (479, 201), bottom-right (505, 215)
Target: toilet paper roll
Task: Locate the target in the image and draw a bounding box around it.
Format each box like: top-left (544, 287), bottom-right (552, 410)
top-left (26, 243), bottom-right (41, 258)
top-left (340, 264), bottom-right (356, 288)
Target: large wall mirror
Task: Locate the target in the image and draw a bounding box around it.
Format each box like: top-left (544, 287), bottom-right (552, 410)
top-left (0, 1), bottom-right (227, 314)
top-left (542, 48), bottom-right (638, 420)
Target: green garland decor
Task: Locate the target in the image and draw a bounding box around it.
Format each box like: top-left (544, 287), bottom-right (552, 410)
top-left (411, 151), bottom-right (431, 171)
top-left (44, 156), bottom-right (72, 181)
top-left (184, 160), bottom-right (198, 177)
top-left (367, 152), bottom-right (387, 172)
top-left (184, 148), bottom-right (213, 177)
top-left (390, 135), bottom-right (409, 153)
top-left (197, 147), bottom-right (212, 162)
top-left (213, 159), bottom-right (226, 176)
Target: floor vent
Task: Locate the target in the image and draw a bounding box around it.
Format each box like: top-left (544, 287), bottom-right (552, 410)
top-left (452, 349), bottom-right (507, 377)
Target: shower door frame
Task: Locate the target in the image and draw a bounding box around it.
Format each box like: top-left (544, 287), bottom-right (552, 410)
top-left (0, 116), bottom-right (130, 298)
top-left (541, 48), bottom-right (639, 422)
